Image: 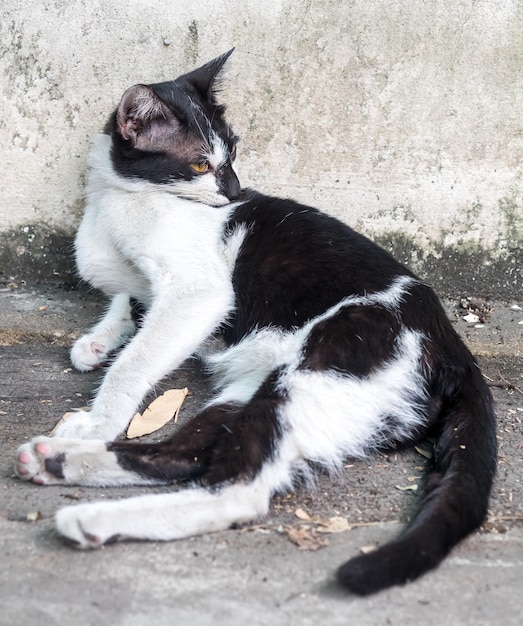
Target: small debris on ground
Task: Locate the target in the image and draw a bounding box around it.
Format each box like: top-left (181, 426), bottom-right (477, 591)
top-left (459, 296), bottom-right (492, 323)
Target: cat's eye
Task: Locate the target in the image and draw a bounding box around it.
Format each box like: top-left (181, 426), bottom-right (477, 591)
top-left (190, 162), bottom-right (209, 174)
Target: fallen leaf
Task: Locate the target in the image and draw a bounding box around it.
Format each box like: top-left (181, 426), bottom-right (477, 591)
top-left (360, 545), bottom-right (378, 555)
top-left (38, 305), bottom-right (48, 312)
top-left (316, 516), bottom-right (352, 534)
top-left (294, 508), bottom-right (311, 521)
top-left (286, 526), bottom-right (329, 551)
top-left (127, 388), bottom-right (188, 439)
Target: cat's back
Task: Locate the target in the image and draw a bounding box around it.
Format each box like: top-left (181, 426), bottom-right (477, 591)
top-left (228, 191), bottom-right (414, 294)
top-left (221, 191), bottom-right (419, 339)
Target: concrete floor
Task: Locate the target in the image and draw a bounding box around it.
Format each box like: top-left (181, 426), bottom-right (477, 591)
top-left (1, 283), bottom-right (522, 626)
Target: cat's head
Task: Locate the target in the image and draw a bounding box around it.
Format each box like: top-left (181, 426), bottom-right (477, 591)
top-left (106, 49), bottom-right (240, 207)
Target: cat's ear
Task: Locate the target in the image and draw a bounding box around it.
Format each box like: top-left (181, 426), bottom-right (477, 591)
top-left (116, 85), bottom-right (179, 149)
top-left (185, 48), bottom-right (234, 100)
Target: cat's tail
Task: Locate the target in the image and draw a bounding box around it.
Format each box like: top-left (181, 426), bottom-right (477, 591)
top-left (337, 353), bottom-right (497, 595)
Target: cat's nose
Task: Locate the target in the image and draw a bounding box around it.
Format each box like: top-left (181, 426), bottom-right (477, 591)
top-left (219, 167), bottom-right (241, 200)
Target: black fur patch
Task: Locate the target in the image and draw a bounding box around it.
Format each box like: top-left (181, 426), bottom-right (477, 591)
top-left (299, 304), bottom-right (401, 376)
top-left (44, 453), bottom-right (66, 479)
top-left (222, 192), bottom-right (415, 344)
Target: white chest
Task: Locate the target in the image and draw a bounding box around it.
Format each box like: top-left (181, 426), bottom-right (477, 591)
top-left (74, 136), bottom-right (240, 297)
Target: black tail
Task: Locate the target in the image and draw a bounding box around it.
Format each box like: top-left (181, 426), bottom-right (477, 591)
top-left (337, 356), bottom-right (497, 595)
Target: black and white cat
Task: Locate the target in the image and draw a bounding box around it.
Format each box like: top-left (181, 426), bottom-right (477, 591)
top-left (15, 50), bottom-right (497, 596)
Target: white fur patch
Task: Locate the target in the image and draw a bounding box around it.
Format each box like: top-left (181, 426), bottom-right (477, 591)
top-left (206, 133), bottom-right (228, 170)
top-left (169, 175), bottom-right (229, 207)
top-left (282, 328), bottom-right (428, 468)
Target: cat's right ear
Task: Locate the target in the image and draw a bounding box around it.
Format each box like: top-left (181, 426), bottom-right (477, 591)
top-left (116, 85), bottom-right (179, 149)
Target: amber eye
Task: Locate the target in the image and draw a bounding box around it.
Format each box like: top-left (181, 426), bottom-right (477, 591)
top-left (190, 162), bottom-right (209, 174)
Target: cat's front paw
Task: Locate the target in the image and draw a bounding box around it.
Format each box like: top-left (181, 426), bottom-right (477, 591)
top-left (70, 335), bottom-right (111, 372)
top-left (52, 410), bottom-right (117, 441)
top-left (55, 503), bottom-right (120, 549)
top-left (71, 317), bottom-right (135, 372)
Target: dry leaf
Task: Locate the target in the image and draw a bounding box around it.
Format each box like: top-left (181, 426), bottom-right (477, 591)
top-left (127, 388), bottom-right (188, 439)
top-left (360, 545), bottom-right (378, 555)
top-left (316, 516), bottom-right (352, 534)
top-left (294, 508), bottom-right (311, 521)
top-left (286, 526), bottom-right (329, 551)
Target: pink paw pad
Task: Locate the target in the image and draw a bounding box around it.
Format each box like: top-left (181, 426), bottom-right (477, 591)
top-left (35, 442), bottom-right (52, 455)
top-left (18, 451), bottom-right (32, 464)
top-left (91, 342), bottom-right (106, 356)
top-left (83, 530), bottom-right (103, 546)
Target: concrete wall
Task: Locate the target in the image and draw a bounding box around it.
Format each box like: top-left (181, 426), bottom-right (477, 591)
top-left (1, 0), bottom-right (521, 296)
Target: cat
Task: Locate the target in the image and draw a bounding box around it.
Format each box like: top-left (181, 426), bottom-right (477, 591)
top-left (14, 49), bottom-right (497, 596)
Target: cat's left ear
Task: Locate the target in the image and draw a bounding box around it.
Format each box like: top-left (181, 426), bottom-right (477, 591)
top-left (186, 48), bottom-right (234, 100)
top-left (116, 84), bottom-right (180, 150)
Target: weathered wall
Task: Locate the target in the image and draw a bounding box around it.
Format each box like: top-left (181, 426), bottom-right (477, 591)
top-left (1, 0), bottom-right (521, 296)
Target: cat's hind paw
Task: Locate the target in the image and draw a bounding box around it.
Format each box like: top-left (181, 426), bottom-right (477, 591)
top-left (15, 437), bottom-right (69, 485)
top-left (15, 436), bottom-right (110, 485)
